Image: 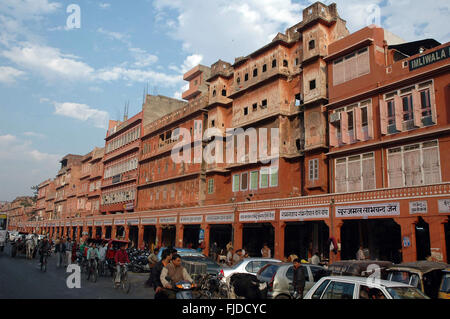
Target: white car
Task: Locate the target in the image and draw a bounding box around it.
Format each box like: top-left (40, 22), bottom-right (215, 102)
top-left (304, 276), bottom-right (430, 299)
top-left (219, 258), bottom-right (282, 283)
top-left (8, 231), bottom-right (19, 241)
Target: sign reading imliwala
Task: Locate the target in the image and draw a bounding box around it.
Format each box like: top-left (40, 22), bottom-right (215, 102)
top-left (336, 202), bottom-right (400, 218)
top-left (409, 45), bottom-right (450, 71)
top-left (280, 208), bottom-right (329, 221)
top-left (205, 213), bottom-right (234, 223)
top-left (239, 211), bottom-right (275, 222)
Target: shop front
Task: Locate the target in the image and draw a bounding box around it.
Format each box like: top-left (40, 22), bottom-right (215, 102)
top-left (239, 211), bottom-right (276, 258)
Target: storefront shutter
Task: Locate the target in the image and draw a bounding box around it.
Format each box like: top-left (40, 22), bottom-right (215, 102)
top-left (388, 150), bottom-right (403, 188)
top-left (347, 158), bottom-right (362, 192)
top-left (423, 144), bottom-right (441, 184)
top-left (403, 147), bottom-right (421, 186)
top-left (335, 159), bottom-right (347, 193)
top-left (362, 155), bottom-right (375, 190)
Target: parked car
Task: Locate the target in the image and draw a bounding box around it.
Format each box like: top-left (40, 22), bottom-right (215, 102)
top-left (386, 261), bottom-right (449, 299)
top-left (438, 268), bottom-right (450, 299)
top-left (328, 260), bottom-right (393, 278)
top-left (257, 262), bottom-right (330, 299)
top-left (304, 276), bottom-right (429, 299)
top-left (157, 247), bottom-right (222, 275)
top-left (219, 258), bottom-right (282, 283)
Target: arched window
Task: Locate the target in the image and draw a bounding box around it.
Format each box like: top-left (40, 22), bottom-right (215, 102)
top-left (221, 89), bottom-right (227, 96)
top-left (272, 59), bottom-right (277, 68)
top-left (212, 90), bottom-right (216, 97)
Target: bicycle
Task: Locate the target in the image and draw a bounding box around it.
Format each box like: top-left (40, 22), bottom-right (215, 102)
top-left (87, 258), bottom-right (98, 283)
top-left (113, 263), bottom-right (131, 294)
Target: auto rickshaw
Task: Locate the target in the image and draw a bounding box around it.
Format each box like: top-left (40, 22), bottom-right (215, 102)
top-left (438, 268), bottom-right (450, 299)
top-left (328, 260), bottom-right (394, 278)
top-left (386, 261), bottom-right (450, 299)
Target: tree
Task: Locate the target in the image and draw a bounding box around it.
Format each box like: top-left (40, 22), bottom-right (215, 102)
top-left (31, 185), bottom-right (39, 202)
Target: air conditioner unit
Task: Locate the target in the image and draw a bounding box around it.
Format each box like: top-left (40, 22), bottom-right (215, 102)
top-left (330, 112), bottom-right (341, 123)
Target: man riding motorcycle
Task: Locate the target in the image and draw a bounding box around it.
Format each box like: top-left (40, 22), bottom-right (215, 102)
top-left (160, 253), bottom-right (195, 299)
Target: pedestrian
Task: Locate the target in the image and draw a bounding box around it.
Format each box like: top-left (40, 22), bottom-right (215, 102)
top-left (232, 249), bottom-right (244, 265)
top-left (55, 238), bottom-right (63, 267)
top-left (292, 258), bottom-right (306, 299)
top-left (226, 247), bottom-right (234, 266)
top-left (311, 251), bottom-right (320, 265)
top-left (356, 245), bottom-right (365, 260)
top-left (210, 242), bottom-right (218, 262)
top-left (261, 243), bottom-right (271, 258)
top-left (148, 248), bottom-right (159, 268)
top-left (71, 240), bottom-right (78, 263)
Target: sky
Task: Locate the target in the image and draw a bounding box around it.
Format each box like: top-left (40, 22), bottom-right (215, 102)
top-left (0, 0), bottom-right (449, 202)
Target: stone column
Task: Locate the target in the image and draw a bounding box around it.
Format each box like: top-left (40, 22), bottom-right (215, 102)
top-left (124, 225), bottom-right (130, 243)
top-left (202, 224), bottom-right (210, 256)
top-left (423, 216), bottom-right (448, 262)
top-left (272, 221), bottom-right (285, 261)
top-left (137, 225), bottom-right (144, 250)
top-left (325, 219), bottom-right (343, 264)
top-left (176, 224), bottom-right (184, 248)
top-left (233, 222), bottom-right (243, 250)
top-left (101, 226), bottom-right (106, 239)
top-left (156, 226), bottom-right (163, 248)
top-left (394, 217), bottom-right (418, 263)
top-left (111, 225), bottom-right (117, 240)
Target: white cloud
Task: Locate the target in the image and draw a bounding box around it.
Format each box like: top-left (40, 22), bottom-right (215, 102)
top-left (2, 42), bottom-right (94, 81)
top-left (88, 86), bottom-right (103, 93)
top-left (173, 83), bottom-right (189, 99)
top-left (129, 47), bottom-right (159, 68)
top-left (0, 66), bottom-right (25, 84)
top-left (153, 0), bottom-right (302, 64)
top-left (23, 131), bottom-right (46, 138)
top-left (53, 102), bottom-right (110, 129)
top-left (0, 133), bottom-right (61, 201)
top-left (154, 0), bottom-right (450, 66)
top-left (99, 3), bottom-right (111, 9)
top-left (97, 27), bottom-right (129, 42)
top-left (0, 0), bottom-right (61, 20)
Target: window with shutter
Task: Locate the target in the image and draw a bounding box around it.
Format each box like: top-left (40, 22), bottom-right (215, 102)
top-left (270, 167), bottom-right (278, 187)
top-left (333, 59), bottom-right (344, 86)
top-left (388, 149), bottom-right (403, 188)
top-left (232, 175), bottom-right (240, 192)
top-left (241, 172), bottom-right (248, 191)
top-left (403, 145), bottom-right (421, 186)
top-left (250, 171), bottom-right (258, 190)
top-left (422, 142), bottom-right (441, 184)
top-left (362, 153), bottom-right (375, 190)
top-left (260, 168), bottom-right (269, 188)
top-left (347, 156), bottom-right (361, 192)
top-left (335, 158), bottom-right (347, 193)
top-left (357, 48), bottom-right (370, 76)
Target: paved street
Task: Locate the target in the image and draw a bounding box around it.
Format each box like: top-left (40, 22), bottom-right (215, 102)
top-left (0, 244), bottom-right (154, 299)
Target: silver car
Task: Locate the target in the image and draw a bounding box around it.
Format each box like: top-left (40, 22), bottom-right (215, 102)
top-left (257, 262), bottom-right (329, 299)
top-left (220, 258), bottom-right (282, 283)
top-left (304, 276), bottom-right (430, 299)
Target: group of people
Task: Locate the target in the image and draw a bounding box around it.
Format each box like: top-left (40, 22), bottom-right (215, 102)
top-left (147, 247), bottom-right (194, 299)
top-left (214, 242), bottom-right (273, 266)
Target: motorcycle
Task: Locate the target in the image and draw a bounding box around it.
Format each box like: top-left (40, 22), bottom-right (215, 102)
top-left (172, 280), bottom-right (195, 299)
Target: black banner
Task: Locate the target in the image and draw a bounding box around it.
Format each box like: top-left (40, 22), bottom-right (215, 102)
top-left (409, 45), bottom-right (450, 71)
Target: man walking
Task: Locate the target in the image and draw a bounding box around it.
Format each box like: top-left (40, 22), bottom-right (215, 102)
top-left (292, 258), bottom-right (306, 299)
top-left (65, 238), bottom-right (72, 266)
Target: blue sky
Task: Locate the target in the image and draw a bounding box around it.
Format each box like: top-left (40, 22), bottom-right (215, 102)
top-left (0, 0), bottom-right (449, 201)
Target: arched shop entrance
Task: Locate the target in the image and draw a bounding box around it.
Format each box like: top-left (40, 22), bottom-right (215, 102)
top-left (183, 225), bottom-right (201, 249)
top-left (128, 226), bottom-right (139, 246)
top-left (72, 227), bottom-right (77, 239)
top-left (284, 221), bottom-right (329, 261)
top-left (116, 226), bottom-right (125, 239)
top-left (88, 227), bottom-right (93, 239)
top-left (105, 226), bottom-right (112, 239)
top-left (242, 223), bottom-right (274, 257)
top-left (95, 227), bottom-right (102, 239)
top-left (209, 224), bottom-right (232, 253)
top-left (143, 226), bottom-right (156, 248)
top-left (161, 226), bottom-right (176, 247)
top-left (415, 217), bottom-right (431, 261)
top-left (341, 219), bottom-right (402, 262)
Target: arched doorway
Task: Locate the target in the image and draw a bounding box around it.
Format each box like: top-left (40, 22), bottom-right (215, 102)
top-left (105, 226), bottom-right (112, 239)
top-left (116, 226), bottom-right (125, 239)
top-left (183, 225), bottom-right (201, 249)
top-left (95, 227), bottom-right (102, 239)
top-left (341, 219), bottom-right (402, 262)
top-left (161, 226), bottom-right (176, 247)
top-left (143, 226), bottom-right (156, 249)
top-left (128, 226), bottom-right (139, 246)
top-left (209, 224), bottom-right (232, 254)
top-left (415, 217), bottom-right (431, 261)
top-left (284, 221), bottom-right (329, 261)
top-left (242, 223), bottom-right (274, 258)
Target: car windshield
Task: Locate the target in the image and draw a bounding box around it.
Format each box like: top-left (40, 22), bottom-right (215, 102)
top-left (231, 260), bottom-right (246, 269)
top-left (441, 274), bottom-right (450, 293)
top-left (386, 287), bottom-right (429, 299)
